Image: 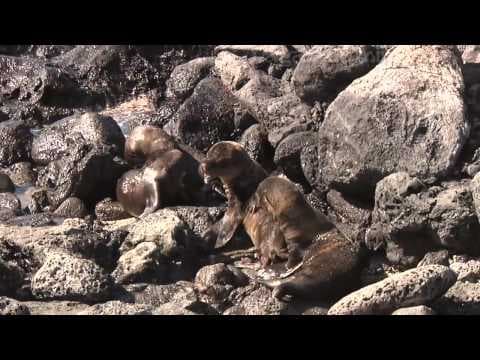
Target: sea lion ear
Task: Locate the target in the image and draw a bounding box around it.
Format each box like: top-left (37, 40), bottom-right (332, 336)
top-left (215, 204), bottom-right (244, 249)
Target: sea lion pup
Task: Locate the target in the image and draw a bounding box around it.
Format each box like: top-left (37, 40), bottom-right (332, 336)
top-left (124, 125), bottom-right (178, 166)
top-left (259, 229), bottom-right (365, 301)
top-left (116, 149), bottom-right (205, 218)
top-left (200, 141), bottom-right (268, 248)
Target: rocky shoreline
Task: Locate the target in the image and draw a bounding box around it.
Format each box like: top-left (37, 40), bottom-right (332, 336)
top-left (2, 45), bottom-right (480, 315)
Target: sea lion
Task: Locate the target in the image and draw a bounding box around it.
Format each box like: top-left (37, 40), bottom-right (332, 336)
top-left (125, 125), bottom-right (208, 167)
top-left (200, 141), bottom-right (268, 248)
top-left (124, 125), bottom-right (178, 166)
top-left (259, 229), bottom-right (365, 302)
top-left (116, 149), bottom-right (205, 218)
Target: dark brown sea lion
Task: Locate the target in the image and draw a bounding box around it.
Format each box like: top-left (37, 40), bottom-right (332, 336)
top-left (200, 141), bottom-right (268, 248)
top-left (260, 229), bottom-right (365, 302)
top-left (116, 149), bottom-right (205, 218)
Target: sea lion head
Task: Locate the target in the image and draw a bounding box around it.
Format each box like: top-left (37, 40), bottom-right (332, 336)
top-left (124, 125), bottom-right (177, 166)
top-left (200, 141), bottom-right (249, 184)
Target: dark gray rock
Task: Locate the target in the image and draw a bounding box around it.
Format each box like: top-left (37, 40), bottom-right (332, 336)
top-left (274, 131), bottom-right (317, 185)
top-left (31, 251), bottom-right (113, 302)
top-left (317, 46), bottom-right (468, 198)
top-left (0, 297), bottom-right (30, 315)
top-left (0, 120), bottom-right (32, 167)
top-left (95, 198), bottom-right (130, 221)
top-left (78, 301), bottom-right (153, 315)
top-left (224, 282), bottom-right (287, 315)
top-left (328, 265), bottom-right (457, 315)
top-left (0, 173), bottom-right (14, 193)
top-left (238, 124), bottom-right (275, 171)
top-left (0, 259), bottom-right (25, 296)
top-left (0, 193), bottom-right (21, 213)
top-left (54, 45), bottom-right (161, 107)
top-left (326, 189), bottom-right (371, 244)
top-left (174, 77), bottom-right (236, 153)
top-left (433, 281), bottom-right (480, 315)
top-left (166, 57), bottom-right (214, 101)
top-left (300, 144), bottom-right (319, 190)
top-left (367, 173), bottom-right (480, 266)
top-left (36, 138), bottom-right (129, 208)
top-left (1, 162), bottom-right (35, 186)
top-left (194, 263), bottom-right (249, 309)
top-left (292, 45), bottom-right (377, 104)
top-left (417, 250), bottom-right (450, 267)
top-left (31, 112), bottom-right (125, 166)
top-left (53, 197), bottom-right (88, 218)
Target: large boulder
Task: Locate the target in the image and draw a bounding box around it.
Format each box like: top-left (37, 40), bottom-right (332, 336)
top-left (433, 281), bottom-right (480, 315)
top-left (317, 45), bottom-right (468, 198)
top-left (367, 173), bottom-right (480, 266)
top-left (31, 112), bottom-right (125, 166)
top-left (0, 120), bottom-right (32, 167)
top-left (328, 265), bottom-right (457, 315)
top-left (292, 45), bottom-right (377, 104)
top-left (31, 251), bottom-right (113, 302)
top-left (174, 77), bottom-right (236, 153)
top-left (214, 45), bottom-right (291, 65)
top-left (36, 138), bottom-right (128, 208)
top-left (166, 57), bottom-right (214, 101)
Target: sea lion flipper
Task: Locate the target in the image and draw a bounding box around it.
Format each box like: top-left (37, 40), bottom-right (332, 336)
top-left (214, 205), bottom-right (244, 249)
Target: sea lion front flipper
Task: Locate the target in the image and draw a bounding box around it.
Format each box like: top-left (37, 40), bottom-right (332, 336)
top-left (214, 204), bottom-right (244, 249)
top-left (139, 178), bottom-right (161, 219)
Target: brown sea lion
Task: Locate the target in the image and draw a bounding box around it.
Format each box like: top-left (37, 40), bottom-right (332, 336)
top-left (116, 149), bottom-right (205, 218)
top-left (259, 229), bottom-right (365, 302)
top-left (125, 125), bottom-right (208, 167)
top-left (200, 141), bottom-right (268, 248)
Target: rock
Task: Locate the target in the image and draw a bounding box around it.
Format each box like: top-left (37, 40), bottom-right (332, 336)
top-left (0, 297), bottom-right (30, 315)
top-left (168, 206), bottom-right (224, 252)
top-left (53, 197), bottom-right (88, 218)
top-left (450, 260), bottom-right (480, 283)
top-left (0, 173), bottom-right (14, 193)
top-left (0, 193), bottom-right (21, 213)
top-left (317, 46), bottom-right (468, 198)
top-left (327, 265), bottom-right (457, 315)
top-left (151, 302), bottom-right (197, 315)
top-left (359, 253), bottom-right (401, 287)
top-left (300, 144), bottom-right (319, 189)
top-left (238, 124), bottom-right (275, 171)
top-left (120, 209), bottom-right (191, 258)
top-left (233, 104), bottom-right (257, 132)
top-left (31, 112), bottom-right (125, 166)
top-left (433, 281), bottom-right (480, 315)
top-left (462, 45), bottom-right (480, 86)
top-left (0, 120), bottom-right (32, 167)
top-left (326, 189), bottom-right (371, 244)
top-left (54, 45), bottom-right (161, 107)
top-left (274, 131), bottom-right (317, 185)
top-left (195, 263), bottom-right (249, 307)
top-left (95, 198), bottom-right (130, 221)
top-left (417, 250), bottom-right (450, 267)
top-left (120, 281), bottom-right (200, 310)
top-left (36, 138), bottom-right (129, 208)
top-left (215, 51), bottom-right (252, 91)
top-left (174, 77), bottom-right (236, 153)
top-left (1, 162), bottom-right (35, 186)
top-left (292, 45), bottom-right (377, 104)
top-left (112, 241), bottom-right (168, 285)
top-left (0, 258), bottom-right (25, 296)
top-left (367, 173), bottom-right (480, 266)
top-left (78, 301), bottom-right (153, 315)
top-left (391, 305), bottom-right (435, 315)
top-left (224, 283), bottom-right (287, 315)
top-left (166, 57), bottom-right (214, 101)
top-left (235, 70), bottom-right (319, 147)
top-left (214, 45), bottom-right (291, 65)
top-left (0, 55), bottom-right (99, 126)
top-left (19, 186), bottom-right (49, 214)
top-left (31, 251), bottom-right (113, 302)
top-left (471, 172), bottom-right (480, 220)
top-left (19, 300), bottom-right (89, 315)
top-left (0, 208), bottom-right (16, 222)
